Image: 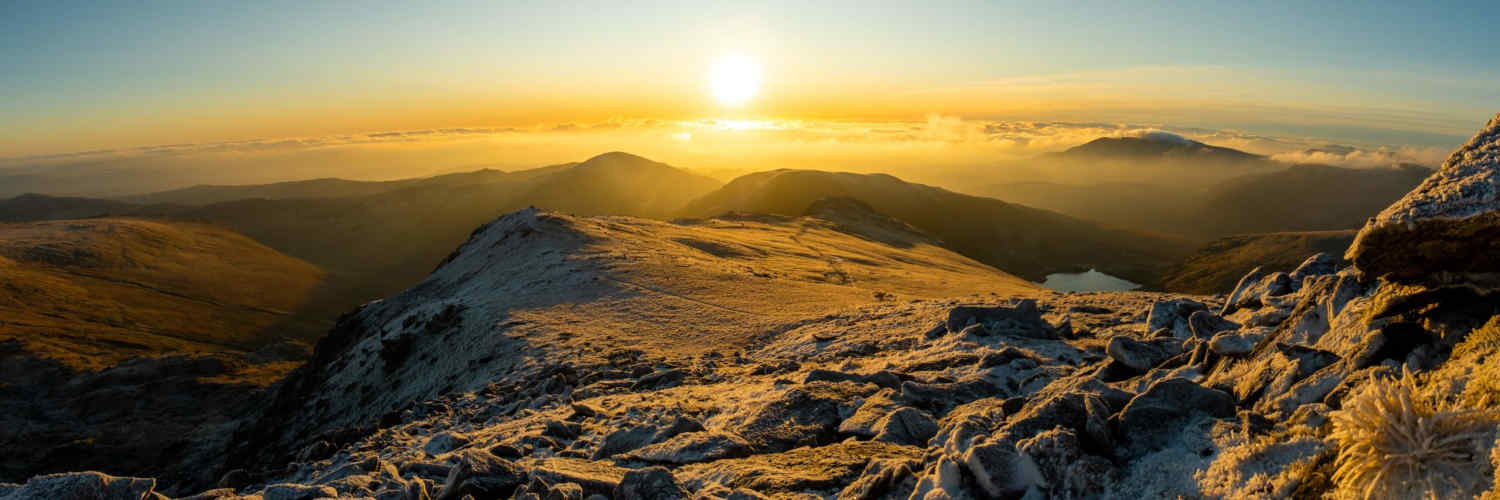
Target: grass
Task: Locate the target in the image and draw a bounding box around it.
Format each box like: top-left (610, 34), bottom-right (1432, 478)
top-left (1329, 367), bottom-right (1497, 500)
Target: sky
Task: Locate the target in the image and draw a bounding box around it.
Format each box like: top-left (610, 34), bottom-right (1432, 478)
top-left (1, 1), bottom-right (1497, 178)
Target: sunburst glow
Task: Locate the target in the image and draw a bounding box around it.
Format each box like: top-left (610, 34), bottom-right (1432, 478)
top-left (708, 55), bottom-right (762, 107)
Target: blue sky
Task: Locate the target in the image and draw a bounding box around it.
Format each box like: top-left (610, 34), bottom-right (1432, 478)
top-left (2, 1), bottom-right (1497, 157)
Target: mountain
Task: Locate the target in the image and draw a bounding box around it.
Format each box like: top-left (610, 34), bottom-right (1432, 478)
top-left (1049, 133), bottom-right (1267, 165)
top-left (0, 218), bottom-right (327, 486)
top-left (15, 114), bottom-right (1500, 500)
top-left (1198, 163), bottom-right (1433, 234)
top-left (976, 163), bottom-right (1432, 239)
top-left (1161, 230), bottom-right (1356, 294)
top-left (678, 169), bottom-right (1191, 286)
top-left (232, 207), bottom-right (1040, 470)
top-left (119, 169), bottom-right (506, 206)
top-left (0, 218), bottom-right (326, 367)
top-left (0, 193), bottom-right (141, 222)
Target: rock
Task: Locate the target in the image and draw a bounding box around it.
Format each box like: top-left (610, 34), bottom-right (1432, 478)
top-left (259, 483), bottom-right (339, 500)
top-left (716, 382), bottom-right (867, 452)
top-left (626, 432), bottom-right (751, 464)
top-left (547, 482), bottom-right (585, 500)
top-left (529, 458), bottom-right (629, 498)
top-left (216, 469), bottom-right (250, 490)
top-left (959, 437), bottom-right (1043, 498)
top-left (1289, 403), bottom-right (1331, 430)
top-left (424, 431), bottom-right (471, 456)
top-left (1290, 253), bottom-right (1339, 285)
top-left (1015, 427), bottom-right (1111, 498)
top-left (1222, 270), bottom-right (1292, 315)
top-left (898, 378), bottom-right (1003, 413)
top-left (1146, 299), bottom-right (1208, 338)
top-left (632, 369), bottom-right (687, 391)
top-left (944, 299), bottom-right (1054, 338)
top-left (837, 389), bottom-right (903, 438)
top-left (1106, 337), bottom-right (1178, 372)
top-left (0, 472), bottom-right (160, 500)
top-left (836, 458), bottom-right (919, 500)
top-left (592, 417), bottom-right (702, 459)
top-left (930, 398), bottom-right (1008, 454)
top-left (437, 450), bottom-right (525, 500)
top-left (1116, 378), bottom-right (1236, 454)
top-left (1188, 311), bottom-right (1239, 339)
top-left (1208, 330), bottom-right (1263, 356)
top-left (614, 467), bottom-right (688, 500)
top-left (871, 407), bottom-right (938, 446)
top-left (1347, 113), bottom-right (1500, 280)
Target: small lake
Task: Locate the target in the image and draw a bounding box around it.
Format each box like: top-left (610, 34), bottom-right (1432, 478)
top-left (1038, 269), bottom-right (1141, 292)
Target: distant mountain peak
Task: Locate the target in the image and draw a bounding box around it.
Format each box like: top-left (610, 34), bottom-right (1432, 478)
top-left (1054, 134), bottom-right (1264, 163)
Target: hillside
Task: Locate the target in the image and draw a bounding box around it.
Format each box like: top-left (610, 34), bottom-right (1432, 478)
top-left (0, 194), bottom-right (141, 222)
top-left (679, 169), bottom-right (1190, 286)
top-left (977, 163), bottom-right (1431, 238)
top-left (0, 218), bottom-right (327, 369)
top-left (1161, 230), bottom-right (1357, 294)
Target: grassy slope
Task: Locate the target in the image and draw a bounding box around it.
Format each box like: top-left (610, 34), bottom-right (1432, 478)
top-left (1161, 230), bottom-right (1356, 295)
top-left (679, 169), bottom-right (1191, 287)
top-left (0, 218), bottom-right (325, 371)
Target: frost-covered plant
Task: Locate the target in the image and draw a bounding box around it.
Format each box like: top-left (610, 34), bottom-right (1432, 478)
top-left (1329, 369), bottom-right (1498, 499)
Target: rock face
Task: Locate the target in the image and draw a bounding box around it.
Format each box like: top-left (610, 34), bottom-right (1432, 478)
top-left (1348, 113), bottom-right (1500, 280)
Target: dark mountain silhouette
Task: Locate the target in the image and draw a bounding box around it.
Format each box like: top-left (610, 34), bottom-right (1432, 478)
top-left (0, 194), bottom-right (141, 222)
top-left (1161, 230), bottom-right (1356, 294)
top-left (1049, 133), bottom-right (1267, 164)
top-left (679, 169), bottom-right (1191, 286)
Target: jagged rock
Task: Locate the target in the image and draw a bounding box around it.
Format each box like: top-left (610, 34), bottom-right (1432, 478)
top-left (259, 483), bottom-right (338, 500)
top-left (438, 450), bottom-right (525, 500)
top-left (1208, 330), bottom-right (1263, 356)
top-left (1290, 253), bottom-right (1339, 285)
top-left (898, 378), bottom-right (1003, 413)
top-left (1188, 311), bottom-right (1239, 339)
top-left (0, 472), bottom-right (161, 500)
top-left (424, 431), bottom-right (471, 456)
top-left (1146, 299), bottom-right (1208, 338)
top-left (871, 407), bottom-right (938, 446)
top-left (674, 441), bottom-right (922, 495)
top-left (1116, 378), bottom-right (1235, 454)
top-left (614, 467), bottom-right (688, 500)
top-left (592, 417), bottom-right (703, 459)
top-left (1348, 113), bottom-right (1500, 280)
top-left (835, 458), bottom-right (919, 500)
top-left (626, 432), bottom-right (751, 464)
top-left (1106, 337), bottom-right (1178, 372)
top-left (803, 369), bottom-right (902, 389)
top-left (944, 299), bottom-right (1055, 338)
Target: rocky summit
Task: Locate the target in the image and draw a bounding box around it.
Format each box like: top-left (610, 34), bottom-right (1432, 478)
top-left (6, 118), bottom-right (1500, 499)
top-left (1348, 112), bottom-right (1500, 282)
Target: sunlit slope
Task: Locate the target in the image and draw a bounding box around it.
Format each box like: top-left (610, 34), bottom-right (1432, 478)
top-left (1162, 230), bottom-right (1356, 294)
top-left (0, 218), bottom-right (324, 370)
top-left (680, 169), bottom-right (1190, 286)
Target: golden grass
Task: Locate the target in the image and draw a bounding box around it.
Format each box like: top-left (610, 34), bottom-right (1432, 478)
top-left (1329, 368), bottom-right (1497, 500)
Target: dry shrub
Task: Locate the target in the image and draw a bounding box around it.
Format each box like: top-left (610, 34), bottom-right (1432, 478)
top-left (1329, 368), bottom-right (1498, 499)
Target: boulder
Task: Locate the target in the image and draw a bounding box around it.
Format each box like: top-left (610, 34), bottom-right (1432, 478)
top-left (944, 299), bottom-right (1055, 338)
top-left (837, 389), bottom-right (903, 438)
top-left (871, 407), bottom-right (938, 446)
top-left (1146, 299), bottom-right (1208, 338)
top-left (1116, 378), bottom-right (1236, 454)
top-left (1188, 311), bottom-right (1239, 339)
top-left (1347, 113), bottom-right (1500, 280)
top-left (836, 458), bottom-right (919, 500)
top-left (1290, 253), bottom-right (1339, 285)
top-left (614, 467), bottom-right (688, 500)
top-left (1106, 337), bottom-right (1178, 372)
top-left (959, 437), bottom-right (1043, 498)
top-left (259, 483), bottom-right (338, 500)
top-left (1208, 330), bottom-right (1264, 356)
top-left (438, 450), bottom-right (525, 500)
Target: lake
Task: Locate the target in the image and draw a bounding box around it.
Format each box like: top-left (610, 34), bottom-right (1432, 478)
top-left (1038, 269), bottom-right (1142, 292)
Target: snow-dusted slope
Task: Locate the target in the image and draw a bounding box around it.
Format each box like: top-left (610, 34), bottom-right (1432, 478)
top-left (235, 205), bottom-right (1040, 469)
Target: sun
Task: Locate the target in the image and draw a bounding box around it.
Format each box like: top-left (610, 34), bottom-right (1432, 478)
top-left (708, 54), bottom-right (762, 107)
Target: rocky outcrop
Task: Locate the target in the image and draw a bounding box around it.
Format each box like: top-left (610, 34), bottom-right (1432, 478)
top-left (1348, 113), bottom-right (1500, 281)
